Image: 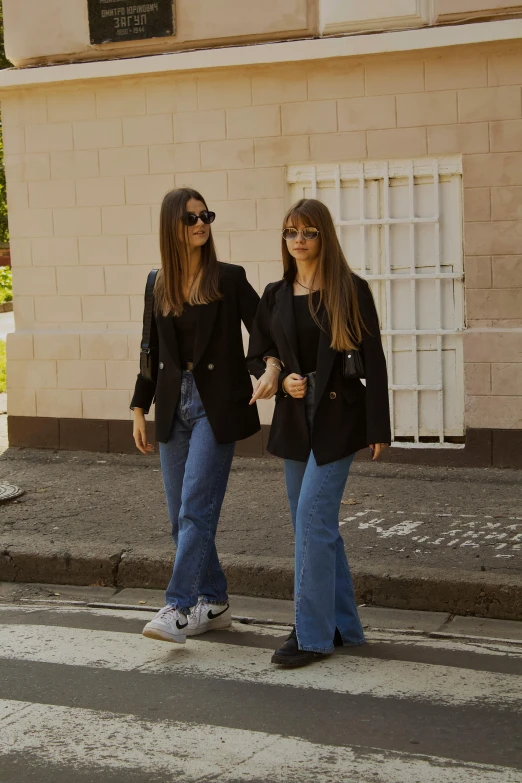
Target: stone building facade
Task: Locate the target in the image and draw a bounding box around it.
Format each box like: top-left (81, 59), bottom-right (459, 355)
top-left (1, 1), bottom-right (521, 466)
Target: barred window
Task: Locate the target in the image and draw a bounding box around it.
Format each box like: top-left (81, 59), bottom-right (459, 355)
top-left (287, 157), bottom-right (465, 446)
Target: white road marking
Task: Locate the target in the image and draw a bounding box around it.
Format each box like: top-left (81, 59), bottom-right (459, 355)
top-left (0, 605), bottom-right (157, 621)
top-left (367, 630), bottom-right (522, 657)
top-left (1, 699), bottom-right (521, 783)
top-left (341, 509), bottom-right (522, 554)
top-left (1, 623), bottom-right (521, 710)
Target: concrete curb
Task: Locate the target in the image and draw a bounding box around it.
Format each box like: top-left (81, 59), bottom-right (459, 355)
top-left (1, 546), bottom-right (521, 620)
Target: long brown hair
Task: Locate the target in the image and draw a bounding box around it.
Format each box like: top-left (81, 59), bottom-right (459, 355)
top-left (155, 187), bottom-right (222, 317)
top-left (282, 198), bottom-right (367, 352)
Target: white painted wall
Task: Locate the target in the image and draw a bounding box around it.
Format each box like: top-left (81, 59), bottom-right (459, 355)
top-left (320, 0), bottom-right (430, 34)
top-left (3, 0), bottom-right (91, 63)
top-left (2, 0), bottom-right (312, 66)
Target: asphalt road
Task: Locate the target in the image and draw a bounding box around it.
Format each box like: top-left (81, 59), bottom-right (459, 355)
top-left (0, 445), bottom-right (520, 578)
top-left (0, 596), bottom-right (521, 782)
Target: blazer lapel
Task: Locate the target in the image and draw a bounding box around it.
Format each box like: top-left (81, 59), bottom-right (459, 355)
top-left (313, 311), bottom-right (337, 415)
top-left (273, 282), bottom-right (301, 374)
top-left (193, 299), bottom-right (220, 368)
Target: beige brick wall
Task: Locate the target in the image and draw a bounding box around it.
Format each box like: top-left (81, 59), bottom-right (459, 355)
top-left (3, 42), bottom-right (522, 432)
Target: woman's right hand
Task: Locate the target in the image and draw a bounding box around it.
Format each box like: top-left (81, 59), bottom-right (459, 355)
top-left (249, 366), bottom-right (279, 405)
top-left (282, 373), bottom-right (307, 398)
top-left (133, 409), bottom-right (154, 455)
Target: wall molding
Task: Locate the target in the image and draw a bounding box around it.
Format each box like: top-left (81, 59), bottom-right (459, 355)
top-left (434, 0), bottom-right (522, 23)
top-left (1, 18), bottom-right (522, 92)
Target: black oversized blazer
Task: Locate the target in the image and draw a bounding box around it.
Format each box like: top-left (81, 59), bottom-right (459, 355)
top-left (131, 262), bottom-right (261, 444)
top-left (247, 275), bottom-right (391, 466)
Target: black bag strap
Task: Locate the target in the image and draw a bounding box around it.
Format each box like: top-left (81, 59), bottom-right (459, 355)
top-left (140, 269), bottom-right (159, 354)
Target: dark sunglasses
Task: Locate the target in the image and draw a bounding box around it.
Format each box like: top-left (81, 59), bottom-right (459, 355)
top-left (181, 210), bottom-right (216, 226)
top-left (282, 227), bottom-right (320, 241)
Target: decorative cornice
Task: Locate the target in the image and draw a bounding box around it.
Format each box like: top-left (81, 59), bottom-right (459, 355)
top-left (0, 18), bottom-right (521, 92)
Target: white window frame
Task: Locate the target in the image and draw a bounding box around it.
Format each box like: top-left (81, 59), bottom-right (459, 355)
top-left (287, 157), bottom-right (465, 448)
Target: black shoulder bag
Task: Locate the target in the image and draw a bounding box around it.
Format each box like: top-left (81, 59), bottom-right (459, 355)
top-left (139, 269), bottom-right (159, 383)
top-left (342, 347), bottom-right (365, 380)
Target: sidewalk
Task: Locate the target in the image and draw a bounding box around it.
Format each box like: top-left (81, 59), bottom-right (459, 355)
top-left (0, 427), bottom-right (520, 620)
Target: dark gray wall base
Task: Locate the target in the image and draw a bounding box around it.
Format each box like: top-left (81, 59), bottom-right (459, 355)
top-left (6, 416), bottom-right (522, 468)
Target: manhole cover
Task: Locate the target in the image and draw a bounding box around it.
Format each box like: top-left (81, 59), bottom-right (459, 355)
top-left (0, 483), bottom-right (24, 503)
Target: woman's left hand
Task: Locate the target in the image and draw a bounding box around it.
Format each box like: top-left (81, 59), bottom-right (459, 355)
top-left (370, 443), bottom-right (389, 461)
top-left (250, 367), bottom-right (279, 405)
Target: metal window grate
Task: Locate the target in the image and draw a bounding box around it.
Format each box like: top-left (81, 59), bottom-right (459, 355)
top-left (287, 158), bottom-right (465, 446)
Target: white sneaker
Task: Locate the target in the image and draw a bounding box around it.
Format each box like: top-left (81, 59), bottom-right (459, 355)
top-left (142, 606), bottom-right (188, 644)
top-left (186, 600), bottom-right (232, 636)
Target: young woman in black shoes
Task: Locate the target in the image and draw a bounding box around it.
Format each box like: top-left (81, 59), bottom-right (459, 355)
top-left (248, 198), bottom-right (391, 667)
top-left (131, 187), bottom-right (278, 645)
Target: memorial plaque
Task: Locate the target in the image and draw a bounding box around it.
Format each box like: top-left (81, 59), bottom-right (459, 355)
top-left (88, 0), bottom-right (174, 44)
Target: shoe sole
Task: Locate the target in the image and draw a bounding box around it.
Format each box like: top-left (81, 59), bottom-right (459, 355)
top-left (142, 627), bottom-right (186, 644)
top-left (270, 652), bottom-right (325, 667)
top-left (186, 616), bottom-right (232, 636)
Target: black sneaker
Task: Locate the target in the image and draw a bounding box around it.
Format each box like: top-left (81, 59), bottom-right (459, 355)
top-left (271, 627), bottom-right (328, 668)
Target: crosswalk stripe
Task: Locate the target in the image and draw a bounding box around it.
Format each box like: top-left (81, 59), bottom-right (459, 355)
top-left (2, 699), bottom-right (521, 783)
top-left (4, 604), bottom-right (521, 653)
top-left (1, 622), bottom-right (521, 710)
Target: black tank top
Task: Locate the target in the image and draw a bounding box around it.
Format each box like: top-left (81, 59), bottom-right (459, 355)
top-left (174, 304), bottom-right (198, 364)
top-left (294, 292), bottom-right (322, 375)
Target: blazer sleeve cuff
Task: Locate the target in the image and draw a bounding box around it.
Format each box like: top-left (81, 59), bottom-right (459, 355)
top-left (366, 426), bottom-right (392, 445)
top-left (277, 371), bottom-right (290, 395)
top-left (130, 374), bottom-right (156, 414)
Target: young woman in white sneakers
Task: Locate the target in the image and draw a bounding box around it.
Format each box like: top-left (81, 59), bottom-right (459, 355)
top-left (131, 187), bottom-right (278, 644)
top-left (248, 198), bottom-right (391, 667)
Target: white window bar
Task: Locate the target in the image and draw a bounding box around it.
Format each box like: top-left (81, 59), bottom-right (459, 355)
top-left (358, 162), bottom-right (367, 277)
top-left (433, 160), bottom-right (444, 443)
top-left (407, 160), bottom-right (420, 442)
top-left (382, 163), bottom-right (395, 439)
top-left (334, 166), bottom-right (342, 241)
top-left (287, 157), bottom-right (465, 447)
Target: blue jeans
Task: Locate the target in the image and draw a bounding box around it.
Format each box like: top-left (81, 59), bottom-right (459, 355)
top-left (283, 373), bottom-right (365, 654)
top-left (159, 372), bottom-right (235, 612)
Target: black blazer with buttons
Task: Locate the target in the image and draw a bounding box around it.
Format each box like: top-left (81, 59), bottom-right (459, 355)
top-left (131, 262), bottom-right (261, 444)
top-left (246, 276), bottom-right (391, 466)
